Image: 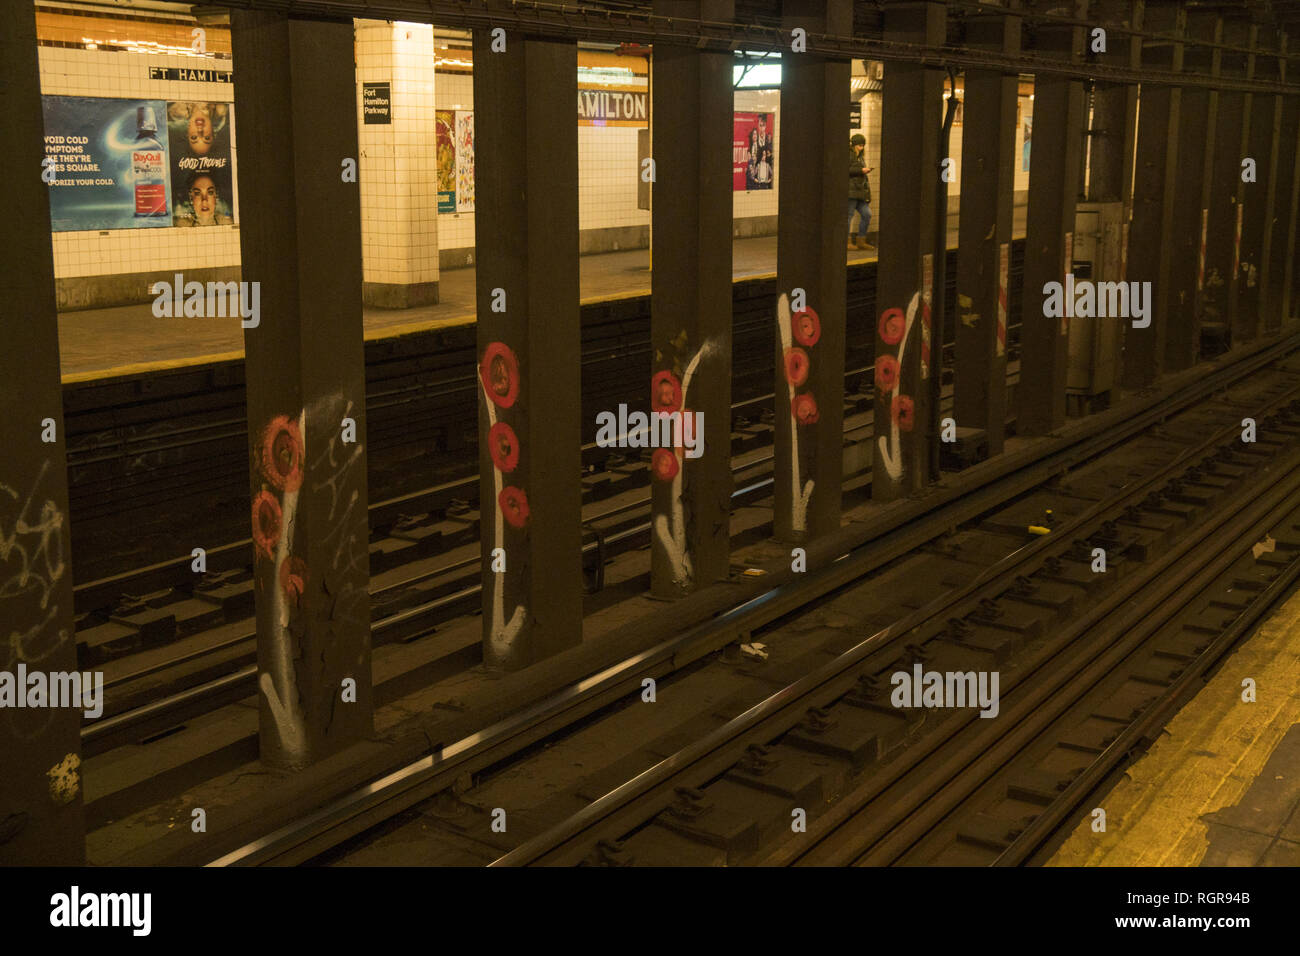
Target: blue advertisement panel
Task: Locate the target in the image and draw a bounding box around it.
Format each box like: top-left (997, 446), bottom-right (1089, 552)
top-left (42, 95), bottom-right (236, 232)
top-left (43, 96), bottom-right (171, 231)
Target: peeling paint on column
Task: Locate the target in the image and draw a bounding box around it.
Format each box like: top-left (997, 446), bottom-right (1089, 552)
top-left (46, 752), bottom-right (79, 805)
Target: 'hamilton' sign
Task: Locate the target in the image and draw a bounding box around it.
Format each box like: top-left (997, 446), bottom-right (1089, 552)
top-left (148, 66), bottom-right (231, 83)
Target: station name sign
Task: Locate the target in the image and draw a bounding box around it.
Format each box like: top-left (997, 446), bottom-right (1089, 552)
top-left (148, 66), bottom-right (231, 83)
top-left (578, 88), bottom-right (647, 126)
top-left (363, 82), bottom-right (392, 124)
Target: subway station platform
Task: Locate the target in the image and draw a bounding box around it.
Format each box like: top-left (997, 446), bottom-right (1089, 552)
top-left (1048, 587), bottom-right (1300, 867)
top-left (56, 207), bottom-right (1027, 382)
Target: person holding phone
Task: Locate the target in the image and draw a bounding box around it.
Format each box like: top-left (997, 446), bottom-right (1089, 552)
top-left (848, 133), bottom-right (874, 251)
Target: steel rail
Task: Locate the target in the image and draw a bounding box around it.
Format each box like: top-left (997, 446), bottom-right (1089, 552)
top-left (202, 334), bottom-right (1299, 867)
top-left (852, 461), bottom-right (1300, 867)
top-left (490, 376), bottom-right (1300, 866)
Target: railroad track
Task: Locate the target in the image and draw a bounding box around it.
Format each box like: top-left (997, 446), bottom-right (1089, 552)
top-left (479, 372), bottom-right (1300, 867)
top-left (80, 358), bottom-right (1021, 754)
top-left (171, 334), bottom-right (1300, 868)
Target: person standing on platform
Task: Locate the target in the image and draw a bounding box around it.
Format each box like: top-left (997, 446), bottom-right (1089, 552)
top-left (848, 133), bottom-right (874, 251)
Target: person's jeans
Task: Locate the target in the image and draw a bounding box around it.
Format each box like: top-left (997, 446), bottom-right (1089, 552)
top-left (848, 198), bottom-right (871, 237)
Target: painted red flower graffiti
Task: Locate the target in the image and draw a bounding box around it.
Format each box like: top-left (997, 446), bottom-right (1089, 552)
top-left (480, 342), bottom-right (520, 408)
top-left (792, 307), bottom-right (821, 347)
top-left (261, 415), bottom-right (304, 492)
top-left (784, 347), bottom-right (810, 387)
top-left (892, 394), bottom-right (915, 431)
top-left (651, 447), bottom-right (680, 482)
top-left (488, 421), bottom-right (520, 473)
top-left (499, 485), bottom-right (531, 529)
top-left (650, 369), bottom-right (683, 414)
top-left (879, 307), bottom-right (906, 346)
top-left (251, 490), bottom-right (282, 559)
top-left (875, 354), bottom-right (899, 392)
top-left (279, 555), bottom-right (309, 607)
top-left (792, 393), bottom-right (820, 425)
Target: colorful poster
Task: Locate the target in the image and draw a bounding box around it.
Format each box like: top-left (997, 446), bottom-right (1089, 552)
top-left (1021, 112), bottom-right (1032, 171)
top-left (455, 110), bottom-right (475, 213)
top-left (733, 112), bottom-right (774, 192)
top-left (42, 95), bottom-right (236, 232)
top-left (42, 96), bottom-right (172, 231)
top-left (436, 109), bottom-right (456, 213)
top-left (166, 101), bottom-right (235, 227)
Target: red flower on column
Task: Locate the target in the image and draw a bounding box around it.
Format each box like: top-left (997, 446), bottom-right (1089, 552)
top-left (651, 447), bottom-right (680, 482)
top-left (251, 490), bottom-right (282, 559)
top-left (279, 555), bottom-right (309, 607)
top-left (650, 369), bottom-right (683, 414)
top-left (784, 347), bottom-right (810, 387)
top-left (792, 307), bottom-right (821, 347)
top-left (480, 342), bottom-right (520, 408)
top-left (792, 393), bottom-right (820, 425)
top-left (499, 486), bottom-right (531, 529)
top-left (878, 307), bottom-right (906, 345)
top-left (874, 354), bottom-right (899, 392)
top-left (488, 421), bottom-right (520, 473)
top-left (260, 415), bottom-right (304, 492)
top-left (892, 394), bottom-right (915, 431)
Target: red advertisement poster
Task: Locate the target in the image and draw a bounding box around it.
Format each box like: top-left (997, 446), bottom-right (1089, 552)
top-left (733, 111), bottom-right (774, 192)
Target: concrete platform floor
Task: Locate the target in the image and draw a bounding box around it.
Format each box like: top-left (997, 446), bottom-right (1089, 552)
top-left (1048, 584), bottom-right (1300, 867)
top-left (57, 204), bottom-right (1028, 382)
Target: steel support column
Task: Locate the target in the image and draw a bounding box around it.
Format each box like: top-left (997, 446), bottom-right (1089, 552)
top-left (472, 30), bottom-right (582, 667)
top-left (1268, 71), bottom-right (1299, 327)
top-left (1122, 2), bottom-right (1182, 389)
top-left (1204, 20), bottom-right (1251, 340)
top-left (1280, 94), bottom-right (1300, 324)
top-left (650, 0), bottom-right (735, 595)
top-left (954, 4), bottom-right (1020, 458)
top-left (775, 0), bottom-right (852, 537)
top-left (1165, 9), bottom-right (1216, 372)
top-left (1246, 39), bottom-right (1284, 333)
top-left (231, 12), bottom-right (373, 769)
top-left (1087, 0), bottom-right (1142, 209)
top-left (874, 0), bottom-right (945, 499)
top-left (0, 2), bottom-right (84, 865)
top-left (1230, 25), bottom-right (1258, 341)
top-left (1019, 2), bottom-right (1086, 432)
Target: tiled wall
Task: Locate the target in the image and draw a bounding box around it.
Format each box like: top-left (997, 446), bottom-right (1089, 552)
top-left (39, 43), bottom-right (239, 280)
top-left (356, 20), bottom-right (439, 293)
top-left (38, 16), bottom-right (1037, 293)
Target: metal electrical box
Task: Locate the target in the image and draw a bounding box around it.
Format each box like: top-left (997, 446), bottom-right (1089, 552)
top-left (1067, 200), bottom-right (1125, 406)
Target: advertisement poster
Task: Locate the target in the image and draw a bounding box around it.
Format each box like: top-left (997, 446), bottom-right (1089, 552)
top-left (436, 109), bottom-right (456, 213)
top-left (1021, 112), bottom-right (1032, 171)
top-left (455, 110), bottom-right (475, 213)
top-left (733, 111), bottom-right (774, 191)
top-left (43, 95), bottom-right (235, 232)
top-left (166, 101), bottom-right (234, 227)
top-left (43, 96), bottom-right (171, 231)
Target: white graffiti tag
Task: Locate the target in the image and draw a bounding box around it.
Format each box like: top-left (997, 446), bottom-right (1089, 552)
top-left (484, 389), bottom-right (526, 659)
top-left (877, 292), bottom-right (921, 483)
top-left (777, 295), bottom-right (815, 532)
top-left (653, 340), bottom-right (719, 588)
